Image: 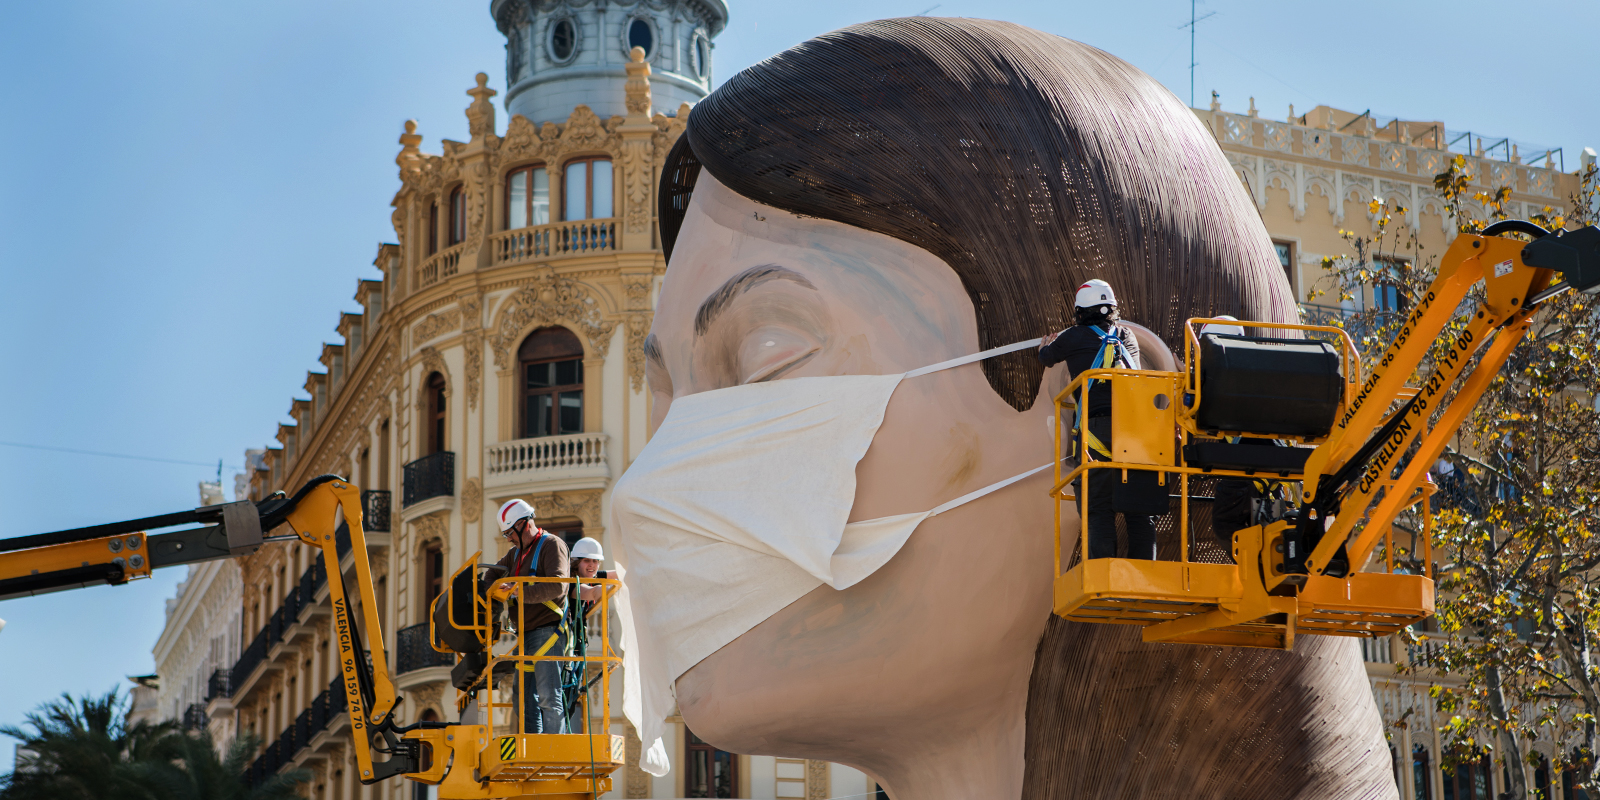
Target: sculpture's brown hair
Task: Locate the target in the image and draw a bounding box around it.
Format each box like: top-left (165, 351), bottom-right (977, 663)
top-left (659, 16), bottom-right (1295, 410)
top-left (659, 18), bottom-right (1390, 798)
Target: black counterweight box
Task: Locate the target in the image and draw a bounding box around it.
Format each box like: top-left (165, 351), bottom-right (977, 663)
top-left (1194, 333), bottom-right (1343, 437)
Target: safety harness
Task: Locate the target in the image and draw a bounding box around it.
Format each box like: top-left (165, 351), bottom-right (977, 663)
top-left (1078, 324), bottom-right (1137, 459)
top-left (511, 532), bottom-right (570, 671)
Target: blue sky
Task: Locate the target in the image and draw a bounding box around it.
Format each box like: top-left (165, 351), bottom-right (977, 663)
top-left (1, 0), bottom-right (1595, 756)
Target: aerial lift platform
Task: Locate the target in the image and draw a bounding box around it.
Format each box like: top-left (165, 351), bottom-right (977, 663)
top-left (1051, 221), bottom-right (1600, 649)
top-left (0, 476), bottom-right (626, 799)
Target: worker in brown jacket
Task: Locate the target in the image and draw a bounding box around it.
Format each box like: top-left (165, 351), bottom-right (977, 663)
top-left (494, 499), bottom-right (570, 734)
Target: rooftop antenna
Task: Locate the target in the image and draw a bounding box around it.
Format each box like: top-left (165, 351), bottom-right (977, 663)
top-left (1179, 1), bottom-right (1216, 108)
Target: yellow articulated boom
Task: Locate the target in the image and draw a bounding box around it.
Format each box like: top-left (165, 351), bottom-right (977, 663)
top-left (0, 476), bottom-right (623, 799)
top-left (1050, 221), bottom-right (1600, 649)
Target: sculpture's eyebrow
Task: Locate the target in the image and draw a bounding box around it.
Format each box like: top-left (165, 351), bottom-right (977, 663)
top-left (693, 265), bottom-right (817, 337)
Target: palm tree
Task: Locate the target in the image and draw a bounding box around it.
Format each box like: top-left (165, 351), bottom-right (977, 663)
top-left (0, 687), bottom-right (176, 800)
top-left (138, 731), bottom-right (308, 800)
top-left (0, 688), bottom-right (307, 800)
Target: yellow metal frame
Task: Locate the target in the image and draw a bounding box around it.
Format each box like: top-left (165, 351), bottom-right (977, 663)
top-left (457, 573), bottom-right (626, 795)
top-left (0, 533), bottom-right (153, 588)
top-left (1177, 317), bottom-right (1361, 443)
top-left (1050, 231), bottom-right (1559, 650)
top-left (279, 482), bottom-right (625, 798)
top-left (1051, 323), bottom-right (1439, 649)
top-left (0, 477), bottom-right (623, 799)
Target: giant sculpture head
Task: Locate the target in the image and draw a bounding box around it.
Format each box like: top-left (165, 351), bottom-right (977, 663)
top-left (616, 17), bottom-right (1391, 799)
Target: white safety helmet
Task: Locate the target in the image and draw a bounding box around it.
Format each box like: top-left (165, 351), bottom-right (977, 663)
top-left (497, 499), bottom-right (535, 533)
top-left (1200, 315), bottom-right (1245, 337)
top-left (570, 537), bottom-right (604, 561)
top-left (1074, 279), bottom-right (1117, 310)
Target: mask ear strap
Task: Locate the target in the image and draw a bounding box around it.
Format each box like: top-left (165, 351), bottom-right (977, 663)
top-left (904, 338), bottom-right (1043, 379)
top-left (927, 460), bottom-right (1062, 517)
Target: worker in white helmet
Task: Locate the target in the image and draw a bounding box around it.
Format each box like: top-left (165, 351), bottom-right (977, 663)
top-left (569, 537), bottom-right (608, 605)
top-left (1038, 279), bottom-right (1158, 560)
top-left (493, 498), bottom-right (571, 735)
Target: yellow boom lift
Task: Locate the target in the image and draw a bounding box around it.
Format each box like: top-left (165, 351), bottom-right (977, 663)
top-left (0, 476), bottom-right (625, 799)
top-left (1052, 221), bottom-right (1600, 649)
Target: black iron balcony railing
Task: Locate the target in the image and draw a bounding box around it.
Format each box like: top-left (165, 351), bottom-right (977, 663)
top-left (229, 628), bottom-right (267, 695)
top-left (395, 622), bottom-right (454, 674)
top-left (402, 451), bottom-right (454, 508)
top-left (205, 669), bottom-right (231, 702)
top-left (182, 703), bottom-right (207, 731)
top-left (362, 489), bottom-right (391, 532)
top-left (246, 675), bottom-right (345, 787)
top-left (230, 559), bottom-right (334, 698)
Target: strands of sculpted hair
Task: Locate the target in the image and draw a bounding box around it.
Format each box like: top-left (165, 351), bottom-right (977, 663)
top-left (659, 17), bottom-right (1294, 411)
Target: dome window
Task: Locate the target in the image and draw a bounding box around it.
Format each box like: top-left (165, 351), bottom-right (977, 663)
top-left (549, 18), bottom-right (577, 63)
top-left (693, 34), bottom-right (709, 78)
top-left (627, 18), bottom-right (654, 58)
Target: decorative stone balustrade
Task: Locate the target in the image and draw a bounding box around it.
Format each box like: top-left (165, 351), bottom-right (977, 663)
top-left (417, 243), bottom-right (464, 288)
top-left (485, 432), bottom-right (610, 490)
top-left (491, 219), bottom-right (617, 265)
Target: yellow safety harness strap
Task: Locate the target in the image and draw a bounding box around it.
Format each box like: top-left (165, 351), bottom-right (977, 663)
top-left (1084, 425), bottom-right (1112, 459)
top-left (517, 630), bottom-right (562, 670)
top-left (1077, 333), bottom-right (1122, 460)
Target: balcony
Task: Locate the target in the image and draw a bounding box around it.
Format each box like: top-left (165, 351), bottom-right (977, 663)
top-left (484, 432), bottom-right (609, 493)
top-left (417, 242), bottom-right (464, 289)
top-left (403, 451), bottom-right (455, 509)
top-left (229, 628), bottom-right (269, 698)
top-left (491, 218), bottom-right (617, 266)
top-left (362, 489), bottom-right (391, 533)
top-left (395, 622), bottom-right (454, 675)
top-left (206, 669), bottom-right (231, 701)
top-left (182, 703), bottom-right (207, 731)
top-left (230, 559), bottom-right (330, 701)
top-left (246, 675), bottom-right (344, 788)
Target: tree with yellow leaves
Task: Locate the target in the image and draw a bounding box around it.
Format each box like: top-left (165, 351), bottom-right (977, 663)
top-left (1315, 155), bottom-right (1600, 799)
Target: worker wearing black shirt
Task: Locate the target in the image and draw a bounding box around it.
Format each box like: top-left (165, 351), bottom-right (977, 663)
top-left (1038, 279), bottom-right (1157, 560)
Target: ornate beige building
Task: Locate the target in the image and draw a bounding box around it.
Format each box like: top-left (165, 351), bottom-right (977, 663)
top-left (1200, 96), bottom-right (1579, 315)
top-left (185, 40), bottom-right (874, 800)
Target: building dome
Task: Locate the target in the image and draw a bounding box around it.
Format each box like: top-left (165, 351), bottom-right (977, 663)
top-left (493, 0), bottom-right (729, 125)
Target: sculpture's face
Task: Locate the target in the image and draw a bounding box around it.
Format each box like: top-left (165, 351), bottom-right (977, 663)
top-left (643, 173), bottom-right (1063, 780)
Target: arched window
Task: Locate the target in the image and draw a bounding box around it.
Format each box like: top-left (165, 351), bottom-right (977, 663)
top-left (549, 18), bottom-right (577, 63)
top-left (1414, 744), bottom-right (1433, 800)
top-left (685, 728), bottom-right (737, 798)
top-left (448, 186), bottom-right (466, 245)
top-left (627, 18), bottom-right (654, 58)
top-left (1444, 751), bottom-right (1492, 799)
top-left (563, 157), bottom-right (613, 220)
top-left (425, 372), bottom-right (447, 454)
top-left (428, 202), bottom-right (439, 255)
top-left (692, 34), bottom-right (710, 79)
top-left (519, 327), bottom-right (584, 438)
top-left (506, 165), bottom-right (550, 230)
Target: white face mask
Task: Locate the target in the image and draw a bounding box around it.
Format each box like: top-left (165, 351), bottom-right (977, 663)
top-left (611, 338), bottom-right (1051, 776)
